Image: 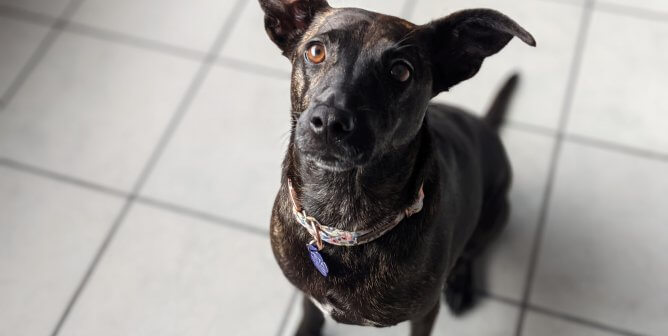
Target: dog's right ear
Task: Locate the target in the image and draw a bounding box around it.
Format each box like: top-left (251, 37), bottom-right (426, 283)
top-left (259, 0), bottom-right (330, 55)
top-left (418, 9), bottom-right (535, 95)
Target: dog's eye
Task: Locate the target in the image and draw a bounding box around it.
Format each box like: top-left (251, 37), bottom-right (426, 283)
top-left (390, 61), bottom-right (412, 82)
top-left (305, 42), bottom-right (326, 64)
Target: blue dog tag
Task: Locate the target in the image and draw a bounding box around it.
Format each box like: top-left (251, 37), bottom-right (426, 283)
top-left (307, 244), bottom-right (329, 277)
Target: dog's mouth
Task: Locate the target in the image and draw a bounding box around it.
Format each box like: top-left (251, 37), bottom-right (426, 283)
top-left (294, 112), bottom-right (376, 172)
top-left (303, 151), bottom-right (368, 172)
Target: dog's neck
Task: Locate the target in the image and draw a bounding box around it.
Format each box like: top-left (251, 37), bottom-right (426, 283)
top-left (286, 124), bottom-right (431, 231)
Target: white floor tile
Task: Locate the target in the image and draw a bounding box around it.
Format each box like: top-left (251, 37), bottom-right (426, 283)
top-left (220, 0), bottom-right (409, 73)
top-left (411, 0), bottom-right (583, 130)
top-left (0, 0), bottom-right (71, 17)
top-left (524, 312), bottom-right (618, 336)
top-left (71, 0), bottom-right (240, 52)
top-left (481, 129), bottom-right (554, 300)
top-left (58, 203), bottom-right (292, 336)
top-left (282, 298), bottom-right (518, 336)
top-left (141, 67), bottom-right (291, 231)
top-left (568, 10), bottom-right (668, 154)
top-left (531, 142), bottom-right (668, 335)
top-left (0, 32), bottom-right (199, 190)
top-left (599, 0), bottom-right (668, 13)
top-left (0, 167), bottom-right (123, 336)
top-left (0, 17), bottom-right (48, 98)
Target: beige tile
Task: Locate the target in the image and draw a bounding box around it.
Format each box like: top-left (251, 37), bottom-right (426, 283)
top-left (0, 167), bottom-right (123, 336)
top-left (58, 203), bottom-right (292, 336)
top-left (0, 32), bottom-right (199, 190)
top-left (524, 312), bottom-right (620, 336)
top-left (599, 0), bottom-right (668, 13)
top-left (531, 142), bottom-right (668, 335)
top-left (0, 17), bottom-right (48, 98)
top-left (567, 10), bottom-right (668, 154)
top-left (141, 67), bottom-right (290, 231)
top-left (71, 0), bottom-right (240, 52)
top-left (0, 0), bottom-right (71, 17)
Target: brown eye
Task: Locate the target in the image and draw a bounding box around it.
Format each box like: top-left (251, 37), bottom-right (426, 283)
top-left (305, 42), bottom-right (326, 64)
top-left (390, 61), bottom-right (412, 82)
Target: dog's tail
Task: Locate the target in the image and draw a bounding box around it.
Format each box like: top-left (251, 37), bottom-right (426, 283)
top-left (484, 73), bottom-right (520, 131)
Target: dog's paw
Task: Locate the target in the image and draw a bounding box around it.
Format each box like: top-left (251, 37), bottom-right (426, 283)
top-left (294, 330), bottom-right (322, 336)
top-left (444, 284), bottom-right (475, 315)
top-left (444, 259), bottom-right (476, 315)
top-left (294, 323), bottom-right (323, 336)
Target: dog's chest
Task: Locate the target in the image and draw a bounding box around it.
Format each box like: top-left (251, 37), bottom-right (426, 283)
top-left (308, 296), bottom-right (388, 327)
top-left (270, 197), bottom-right (450, 326)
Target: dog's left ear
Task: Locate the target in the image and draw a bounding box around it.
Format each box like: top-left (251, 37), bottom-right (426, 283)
top-left (418, 9), bottom-right (536, 95)
top-left (259, 0), bottom-right (330, 55)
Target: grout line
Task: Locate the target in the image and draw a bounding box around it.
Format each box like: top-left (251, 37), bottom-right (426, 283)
top-left (216, 56), bottom-right (290, 79)
top-left (63, 21), bottom-right (207, 62)
top-left (526, 304), bottom-right (651, 336)
top-left (0, 156), bottom-right (269, 238)
top-left (127, 0), bottom-right (248, 196)
top-left (0, 3), bottom-right (207, 63)
top-left (565, 133), bottom-right (668, 163)
top-left (505, 120), bottom-right (559, 138)
top-left (474, 289), bottom-right (523, 307)
top-left (476, 290), bottom-right (648, 336)
top-left (48, 1), bottom-right (250, 334)
top-left (0, 0), bottom-right (84, 108)
top-left (0, 4), bottom-right (284, 81)
top-left (595, 1), bottom-right (668, 22)
top-left (136, 196), bottom-right (269, 237)
top-left (514, 1), bottom-right (595, 335)
top-left (275, 289), bottom-right (299, 336)
top-left (503, 122), bottom-right (668, 164)
top-left (0, 157), bottom-right (128, 198)
top-left (0, 4), bottom-right (56, 26)
top-left (48, 197), bottom-right (134, 336)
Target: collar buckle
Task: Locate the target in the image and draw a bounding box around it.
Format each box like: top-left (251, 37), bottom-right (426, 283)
top-left (303, 211), bottom-right (324, 250)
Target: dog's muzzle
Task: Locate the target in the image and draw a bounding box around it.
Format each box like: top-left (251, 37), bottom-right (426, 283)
top-left (296, 105), bottom-right (373, 171)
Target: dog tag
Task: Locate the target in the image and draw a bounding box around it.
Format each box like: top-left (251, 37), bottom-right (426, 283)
top-left (307, 244), bottom-right (329, 277)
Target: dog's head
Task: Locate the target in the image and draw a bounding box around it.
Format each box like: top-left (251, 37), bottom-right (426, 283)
top-left (260, 0), bottom-right (535, 172)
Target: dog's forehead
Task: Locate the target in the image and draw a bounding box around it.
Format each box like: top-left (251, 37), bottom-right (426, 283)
top-left (303, 8), bottom-right (415, 47)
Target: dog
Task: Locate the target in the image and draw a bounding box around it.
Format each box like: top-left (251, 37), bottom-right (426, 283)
top-left (259, 1), bottom-right (535, 335)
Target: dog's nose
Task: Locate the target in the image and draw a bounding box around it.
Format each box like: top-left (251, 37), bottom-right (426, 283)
top-left (309, 107), bottom-right (355, 138)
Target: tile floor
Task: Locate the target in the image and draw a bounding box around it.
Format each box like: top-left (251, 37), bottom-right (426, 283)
top-left (0, 0), bottom-right (666, 335)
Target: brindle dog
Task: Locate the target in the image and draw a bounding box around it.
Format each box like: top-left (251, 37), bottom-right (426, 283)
top-left (259, 1), bottom-right (535, 335)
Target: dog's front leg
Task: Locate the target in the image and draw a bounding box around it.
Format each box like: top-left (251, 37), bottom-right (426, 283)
top-left (295, 296), bottom-right (325, 336)
top-left (409, 301), bottom-right (440, 336)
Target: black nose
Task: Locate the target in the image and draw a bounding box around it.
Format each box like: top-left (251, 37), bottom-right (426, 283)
top-left (309, 107), bottom-right (355, 139)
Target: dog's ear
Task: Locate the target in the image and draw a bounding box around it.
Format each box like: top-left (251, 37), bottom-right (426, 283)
top-left (419, 9), bottom-right (535, 94)
top-left (259, 0), bottom-right (330, 55)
